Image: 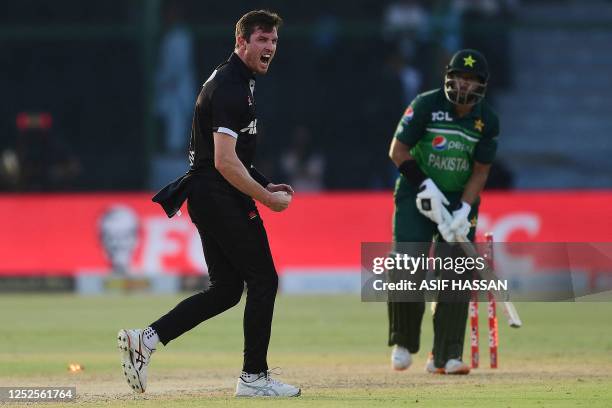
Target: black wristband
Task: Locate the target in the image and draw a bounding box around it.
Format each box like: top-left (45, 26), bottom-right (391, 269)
top-left (398, 160), bottom-right (427, 187)
top-left (249, 165), bottom-right (271, 188)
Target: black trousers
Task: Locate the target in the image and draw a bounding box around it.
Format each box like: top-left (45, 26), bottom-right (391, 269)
top-left (150, 180), bottom-right (278, 374)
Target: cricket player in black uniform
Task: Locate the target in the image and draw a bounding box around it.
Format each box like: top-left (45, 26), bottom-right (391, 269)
top-left (387, 49), bottom-right (499, 374)
top-left (117, 10), bottom-right (300, 397)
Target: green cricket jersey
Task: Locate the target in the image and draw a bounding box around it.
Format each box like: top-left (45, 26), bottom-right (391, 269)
top-left (394, 88), bottom-right (499, 192)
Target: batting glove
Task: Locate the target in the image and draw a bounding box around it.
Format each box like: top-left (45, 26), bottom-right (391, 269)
top-left (415, 179), bottom-right (450, 225)
top-left (450, 201), bottom-right (471, 238)
top-left (437, 221), bottom-right (456, 242)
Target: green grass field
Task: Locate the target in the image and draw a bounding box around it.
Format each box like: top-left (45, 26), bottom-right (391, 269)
top-left (0, 294), bottom-right (611, 407)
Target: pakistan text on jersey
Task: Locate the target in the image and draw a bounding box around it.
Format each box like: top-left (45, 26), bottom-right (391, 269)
top-left (427, 154), bottom-right (471, 171)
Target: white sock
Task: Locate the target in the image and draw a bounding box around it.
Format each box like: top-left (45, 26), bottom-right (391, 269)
top-left (142, 327), bottom-right (159, 351)
top-left (240, 371), bottom-right (263, 382)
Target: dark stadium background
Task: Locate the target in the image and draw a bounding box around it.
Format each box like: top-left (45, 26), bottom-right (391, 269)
top-left (5, 0), bottom-right (607, 193)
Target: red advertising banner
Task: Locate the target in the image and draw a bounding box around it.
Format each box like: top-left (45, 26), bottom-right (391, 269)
top-left (1, 191), bottom-right (611, 276)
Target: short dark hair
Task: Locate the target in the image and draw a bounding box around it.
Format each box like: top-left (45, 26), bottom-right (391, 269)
top-left (235, 10), bottom-right (282, 48)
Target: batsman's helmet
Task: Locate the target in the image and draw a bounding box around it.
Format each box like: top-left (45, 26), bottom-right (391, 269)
top-left (444, 49), bottom-right (489, 105)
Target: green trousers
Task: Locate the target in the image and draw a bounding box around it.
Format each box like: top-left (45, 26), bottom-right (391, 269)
top-left (388, 179), bottom-right (479, 368)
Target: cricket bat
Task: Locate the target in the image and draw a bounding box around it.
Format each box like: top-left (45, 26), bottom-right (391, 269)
top-left (440, 206), bottom-right (522, 328)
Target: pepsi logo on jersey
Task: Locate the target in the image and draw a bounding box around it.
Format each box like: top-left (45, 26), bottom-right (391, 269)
top-left (432, 135), bottom-right (448, 151)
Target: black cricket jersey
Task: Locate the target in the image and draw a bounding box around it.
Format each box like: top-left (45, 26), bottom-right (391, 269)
top-left (152, 53), bottom-right (268, 218)
top-left (189, 52), bottom-right (259, 182)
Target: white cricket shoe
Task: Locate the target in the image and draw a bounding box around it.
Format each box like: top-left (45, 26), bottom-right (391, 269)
top-left (117, 329), bottom-right (154, 393)
top-left (235, 371), bottom-right (301, 397)
top-left (444, 358), bottom-right (470, 375)
top-left (425, 353), bottom-right (445, 374)
top-left (391, 345), bottom-right (412, 371)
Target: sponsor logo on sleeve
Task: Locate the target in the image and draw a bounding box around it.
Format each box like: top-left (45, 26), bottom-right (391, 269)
top-left (401, 106), bottom-right (414, 125)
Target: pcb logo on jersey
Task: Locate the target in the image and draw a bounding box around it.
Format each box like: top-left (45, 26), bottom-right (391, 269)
top-left (432, 135), bottom-right (447, 151)
top-left (401, 106), bottom-right (414, 125)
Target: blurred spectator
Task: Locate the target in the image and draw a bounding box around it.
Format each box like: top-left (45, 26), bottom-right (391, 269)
top-left (313, 13), bottom-right (340, 52)
top-left (398, 57), bottom-right (423, 106)
top-left (454, 0), bottom-right (518, 94)
top-left (280, 126), bottom-right (325, 192)
top-left (11, 112), bottom-right (81, 191)
top-left (154, 0), bottom-right (196, 155)
top-left (0, 149), bottom-right (20, 190)
top-left (383, 0), bottom-right (430, 60)
top-left (362, 44), bottom-right (410, 188)
top-left (430, 0), bottom-right (463, 53)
